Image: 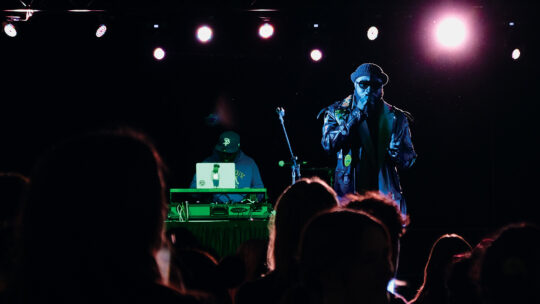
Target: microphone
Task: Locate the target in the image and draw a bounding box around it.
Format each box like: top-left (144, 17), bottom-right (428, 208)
top-left (276, 107), bottom-right (285, 122)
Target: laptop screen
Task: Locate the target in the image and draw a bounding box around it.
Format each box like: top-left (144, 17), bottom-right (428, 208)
top-left (195, 163), bottom-right (236, 189)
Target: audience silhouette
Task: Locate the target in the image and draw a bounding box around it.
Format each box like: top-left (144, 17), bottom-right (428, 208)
top-left (409, 233), bottom-right (472, 304)
top-left (0, 172), bottom-right (30, 302)
top-left (235, 177), bottom-right (339, 304)
top-left (12, 127), bottom-right (200, 303)
top-left (341, 191), bottom-right (410, 303)
top-left (170, 247), bottom-right (231, 304)
top-left (281, 208), bottom-right (393, 304)
top-left (478, 222), bottom-right (540, 304)
top-left (1, 127), bottom-right (537, 304)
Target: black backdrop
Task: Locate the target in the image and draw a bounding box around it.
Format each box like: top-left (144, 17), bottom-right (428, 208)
top-left (1, 0), bottom-right (538, 292)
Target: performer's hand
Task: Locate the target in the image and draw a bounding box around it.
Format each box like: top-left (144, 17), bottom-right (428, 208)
top-left (350, 107), bottom-right (363, 123)
top-left (356, 98), bottom-right (368, 111)
top-left (356, 99), bottom-right (367, 111)
top-left (388, 133), bottom-right (400, 158)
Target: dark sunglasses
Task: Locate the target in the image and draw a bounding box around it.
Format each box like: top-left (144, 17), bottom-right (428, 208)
top-left (355, 81), bottom-right (382, 89)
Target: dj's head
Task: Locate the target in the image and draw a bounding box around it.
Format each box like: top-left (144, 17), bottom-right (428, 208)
top-left (215, 131), bottom-right (240, 162)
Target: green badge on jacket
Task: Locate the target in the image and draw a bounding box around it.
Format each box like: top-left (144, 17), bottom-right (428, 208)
top-left (344, 154), bottom-right (352, 167)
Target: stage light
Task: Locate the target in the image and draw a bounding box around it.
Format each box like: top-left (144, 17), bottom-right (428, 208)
top-left (196, 25), bottom-right (213, 43)
top-left (387, 278), bottom-right (406, 294)
top-left (387, 279), bottom-right (396, 294)
top-left (153, 47), bottom-right (165, 60)
top-left (3, 23), bottom-right (17, 37)
top-left (310, 49), bottom-right (323, 62)
top-left (509, 22), bottom-right (515, 27)
top-left (313, 23), bottom-right (319, 28)
top-left (95, 24), bottom-right (107, 38)
top-left (512, 49), bottom-right (520, 60)
top-left (367, 26), bottom-right (379, 40)
top-left (258, 22), bottom-right (274, 39)
top-left (435, 16), bottom-right (468, 49)
top-left (154, 24), bottom-right (159, 29)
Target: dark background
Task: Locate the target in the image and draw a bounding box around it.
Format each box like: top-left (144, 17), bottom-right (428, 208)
top-left (1, 0), bottom-right (538, 296)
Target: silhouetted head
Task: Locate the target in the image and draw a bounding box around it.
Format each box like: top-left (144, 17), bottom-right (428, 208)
top-left (342, 191), bottom-right (409, 267)
top-left (298, 208), bottom-right (393, 304)
top-left (411, 233), bottom-right (472, 304)
top-left (479, 222), bottom-right (540, 304)
top-left (18, 127), bottom-right (168, 301)
top-left (267, 177), bottom-right (339, 275)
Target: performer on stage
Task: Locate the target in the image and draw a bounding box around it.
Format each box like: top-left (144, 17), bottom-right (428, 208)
top-left (190, 131), bottom-right (264, 203)
top-left (319, 63), bottom-right (417, 215)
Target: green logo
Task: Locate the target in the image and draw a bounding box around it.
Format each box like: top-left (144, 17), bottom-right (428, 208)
top-left (344, 154), bottom-right (352, 167)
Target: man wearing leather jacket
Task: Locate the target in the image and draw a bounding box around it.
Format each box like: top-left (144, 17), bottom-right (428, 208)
top-left (319, 63), bottom-right (417, 215)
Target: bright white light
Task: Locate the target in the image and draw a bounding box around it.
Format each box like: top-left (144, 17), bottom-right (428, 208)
top-left (153, 47), bottom-right (165, 60)
top-left (154, 24), bottom-right (159, 29)
top-left (310, 49), bottom-right (323, 62)
top-left (4, 23), bottom-right (17, 37)
top-left (196, 25), bottom-right (213, 43)
top-left (258, 23), bottom-right (274, 39)
top-left (313, 24), bottom-right (319, 28)
top-left (387, 278), bottom-right (407, 294)
top-left (4, 9), bottom-right (40, 13)
top-left (509, 22), bottom-right (515, 27)
top-left (95, 24), bottom-right (107, 38)
top-left (435, 17), bottom-right (468, 48)
top-left (387, 278), bottom-right (396, 294)
top-left (367, 26), bottom-right (379, 40)
top-left (512, 49), bottom-right (521, 60)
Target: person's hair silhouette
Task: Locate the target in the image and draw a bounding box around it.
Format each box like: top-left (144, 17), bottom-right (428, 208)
top-left (16, 127), bottom-right (198, 304)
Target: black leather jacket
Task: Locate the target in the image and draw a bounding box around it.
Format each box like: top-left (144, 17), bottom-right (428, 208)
top-left (319, 94), bottom-right (417, 214)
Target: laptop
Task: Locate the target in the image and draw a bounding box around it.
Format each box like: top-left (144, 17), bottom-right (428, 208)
top-left (195, 163), bottom-right (236, 189)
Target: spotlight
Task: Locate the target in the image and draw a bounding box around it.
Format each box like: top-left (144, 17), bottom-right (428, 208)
top-left (153, 47), bottom-right (165, 60)
top-left (509, 22), bottom-right (515, 27)
top-left (154, 24), bottom-right (159, 29)
top-left (310, 49), bottom-right (323, 62)
top-left (95, 24), bottom-right (107, 38)
top-left (3, 23), bottom-right (17, 37)
top-left (367, 26), bottom-right (379, 40)
top-left (434, 16), bottom-right (468, 49)
top-left (258, 22), bottom-right (274, 39)
top-left (196, 25), bottom-right (213, 43)
top-left (512, 49), bottom-right (520, 60)
top-left (387, 278), bottom-right (406, 294)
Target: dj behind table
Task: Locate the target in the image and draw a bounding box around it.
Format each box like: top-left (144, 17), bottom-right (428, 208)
top-left (167, 131), bottom-right (270, 257)
top-left (188, 131), bottom-right (266, 203)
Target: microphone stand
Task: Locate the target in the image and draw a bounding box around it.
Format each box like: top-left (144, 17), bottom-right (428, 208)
top-left (276, 107), bottom-right (301, 184)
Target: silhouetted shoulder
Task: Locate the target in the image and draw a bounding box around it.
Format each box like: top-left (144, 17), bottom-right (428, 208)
top-left (389, 103), bottom-right (414, 123)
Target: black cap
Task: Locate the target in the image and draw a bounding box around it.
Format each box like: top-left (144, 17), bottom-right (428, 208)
top-left (215, 131), bottom-right (240, 153)
top-left (350, 63), bottom-right (389, 85)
